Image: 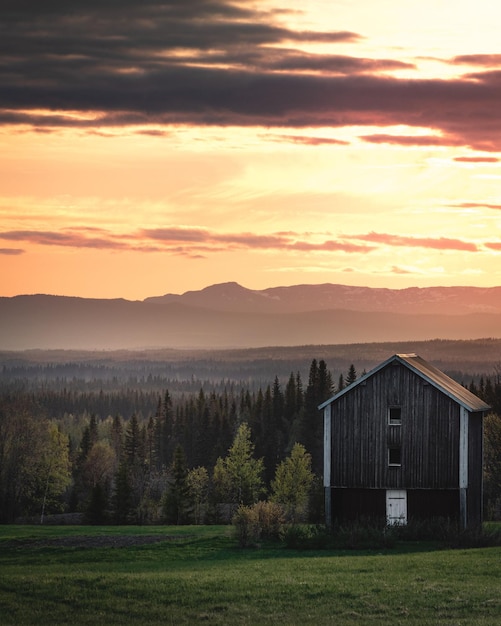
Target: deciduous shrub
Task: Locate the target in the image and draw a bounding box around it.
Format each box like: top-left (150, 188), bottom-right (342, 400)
top-left (232, 501), bottom-right (285, 547)
top-left (232, 504), bottom-right (260, 547)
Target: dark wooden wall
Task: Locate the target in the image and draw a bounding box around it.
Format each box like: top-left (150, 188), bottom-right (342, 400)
top-left (467, 412), bottom-right (484, 526)
top-left (330, 361), bottom-right (461, 490)
top-left (329, 488), bottom-right (460, 523)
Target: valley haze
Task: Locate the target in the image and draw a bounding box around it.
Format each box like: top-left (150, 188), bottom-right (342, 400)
top-left (1, 282), bottom-right (501, 351)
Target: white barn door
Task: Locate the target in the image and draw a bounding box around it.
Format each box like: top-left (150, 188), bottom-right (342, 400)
top-left (386, 490), bottom-right (407, 525)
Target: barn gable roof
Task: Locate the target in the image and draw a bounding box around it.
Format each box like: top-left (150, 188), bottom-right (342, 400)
top-left (318, 353), bottom-right (491, 413)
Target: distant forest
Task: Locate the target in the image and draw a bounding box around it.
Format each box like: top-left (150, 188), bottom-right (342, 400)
top-left (1, 341), bottom-right (501, 525)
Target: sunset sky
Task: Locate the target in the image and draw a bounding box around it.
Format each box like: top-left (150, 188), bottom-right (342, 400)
top-left (1, 0), bottom-right (501, 300)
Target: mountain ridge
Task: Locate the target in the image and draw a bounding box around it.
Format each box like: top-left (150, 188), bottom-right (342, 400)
top-left (1, 282), bottom-right (501, 350)
top-left (144, 281), bottom-right (501, 315)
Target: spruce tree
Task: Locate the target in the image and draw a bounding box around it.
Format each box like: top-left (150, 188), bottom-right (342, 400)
top-left (345, 364), bottom-right (357, 387)
top-left (301, 359), bottom-right (334, 475)
top-left (163, 444), bottom-right (190, 524)
top-left (124, 414), bottom-right (141, 466)
top-left (112, 459), bottom-right (132, 524)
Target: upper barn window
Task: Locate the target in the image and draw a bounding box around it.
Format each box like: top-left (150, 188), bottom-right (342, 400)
top-left (388, 406), bottom-right (402, 425)
top-left (388, 447), bottom-right (402, 467)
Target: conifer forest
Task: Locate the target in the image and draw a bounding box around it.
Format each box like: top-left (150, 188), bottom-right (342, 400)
top-left (1, 354), bottom-right (501, 525)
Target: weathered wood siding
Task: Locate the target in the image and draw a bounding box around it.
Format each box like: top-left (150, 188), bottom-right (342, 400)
top-left (467, 411), bottom-right (484, 526)
top-left (330, 361), bottom-right (460, 489)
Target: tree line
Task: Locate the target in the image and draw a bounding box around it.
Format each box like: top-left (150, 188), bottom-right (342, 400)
top-left (1, 359), bottom-right (501, 524)
top-left (0, 359), bottom-right (335, 524)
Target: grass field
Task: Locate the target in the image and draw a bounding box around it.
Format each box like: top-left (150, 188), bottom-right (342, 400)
top-left (1, 525), bottom-right (501, 625)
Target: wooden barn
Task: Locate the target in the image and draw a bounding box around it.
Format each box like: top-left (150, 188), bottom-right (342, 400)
top-left (319, 354), bottom-right (490, 529)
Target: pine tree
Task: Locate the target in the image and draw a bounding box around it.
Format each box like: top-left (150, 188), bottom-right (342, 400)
top-left (163, 444), bottom-right (190, 524)
top-left (160, 390), bottom-right (174, 467)
top-left (345, 364), bottom-right (357, 387)
top-left (110, 414), bottom-right (123, 466)
top-left (145, 415), bottom-right (156, 473)
top-left (301, 359), bottom-right (334, 475)
top-left (124, 414), bottom-right (141, 466)
top-left (284, 372), bottom-right (298, 424)
top-left (112, 459), bottom-right (132, 524)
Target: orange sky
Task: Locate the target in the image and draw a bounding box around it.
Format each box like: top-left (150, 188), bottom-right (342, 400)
top-left (1, 0), bottom-right (501, 299)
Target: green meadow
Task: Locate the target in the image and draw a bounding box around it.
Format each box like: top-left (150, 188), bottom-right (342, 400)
top-left (1, 525), bottom-right (500, 625)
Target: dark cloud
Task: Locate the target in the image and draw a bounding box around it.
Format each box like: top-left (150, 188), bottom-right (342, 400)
top-left (2, 1), bottom-right (501, 150)
top-left (266, 52), bottom-right (414, 74)
top-left (451, 54), bottom-right (501, 67)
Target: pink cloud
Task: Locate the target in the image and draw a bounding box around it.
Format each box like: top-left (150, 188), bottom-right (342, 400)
top-left (349, 231), bottom-right (478, 251)
top-left (0, 248), bottom-right (24, 255)
top-left (2, 225), bottom-right (489, 257)
top-left (0, 230), bottom-right (130, 250)
top-left (451, 202), bottom-right (501, 211)
top-left (290, 240), bottom-right (375, 253)
top-left (451, 54), bottom-right (501, 67)
top-left (390, 266), bottom-right (413, 274)
top-left (454, 156), bottom-right (500, 163)
top-left (265, 134), bottom-right (349, 146)
top-left (0, 226), bottom-right (374, 256)
top-left (361, 134), bottom-right (463, 147)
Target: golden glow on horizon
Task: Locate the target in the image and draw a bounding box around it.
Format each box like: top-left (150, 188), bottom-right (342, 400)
top-left (1, 0), bottom-right (501, 299)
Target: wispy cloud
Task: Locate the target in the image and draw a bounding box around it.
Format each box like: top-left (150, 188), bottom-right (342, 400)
top-left (264, 134), bottom-right (349, 146)
top-left (0, 225), bottom-right (376, 256)
top-left (451, 54), bottom-right (501, 67)
top-left (485, 242), bottom-right (501, 251)
top-left (0, 247), bottom-right (24, 255)
top-left (450, 202), bottom-right (501, 211)
top-left (453, 156), bottom-right (500, 163)
top-left (349, 231), bottom-right (479, 251)
top-left (361, 134), bottom-right (463, 147)
top-left (2, 225), bottom-right (491, 257)
top-left (0, 229), bottom-right (129, 250)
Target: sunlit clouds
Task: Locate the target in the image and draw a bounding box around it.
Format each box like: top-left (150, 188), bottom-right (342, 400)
top-left (1, 0), bottom-right (501, 298)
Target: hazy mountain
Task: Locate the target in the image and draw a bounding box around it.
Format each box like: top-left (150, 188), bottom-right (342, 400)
top-left (1, 282), bottom-right (501, 350)
top-left (145, 282), bottom-right (501, 315)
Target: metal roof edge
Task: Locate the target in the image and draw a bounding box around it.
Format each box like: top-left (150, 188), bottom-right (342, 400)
top-left (318, 353), bottom-right (491, 413)
top-left (396, 354), bottom-right (491, 413)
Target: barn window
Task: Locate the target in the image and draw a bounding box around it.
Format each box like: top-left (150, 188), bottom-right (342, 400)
top-left (388, 406), bottom-right (402, 425)
top-left (388, 447), bottom-right (401, 466)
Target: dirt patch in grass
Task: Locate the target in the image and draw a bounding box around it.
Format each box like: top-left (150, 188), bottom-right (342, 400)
top-left (3, 535), bottom-right (183, 549)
